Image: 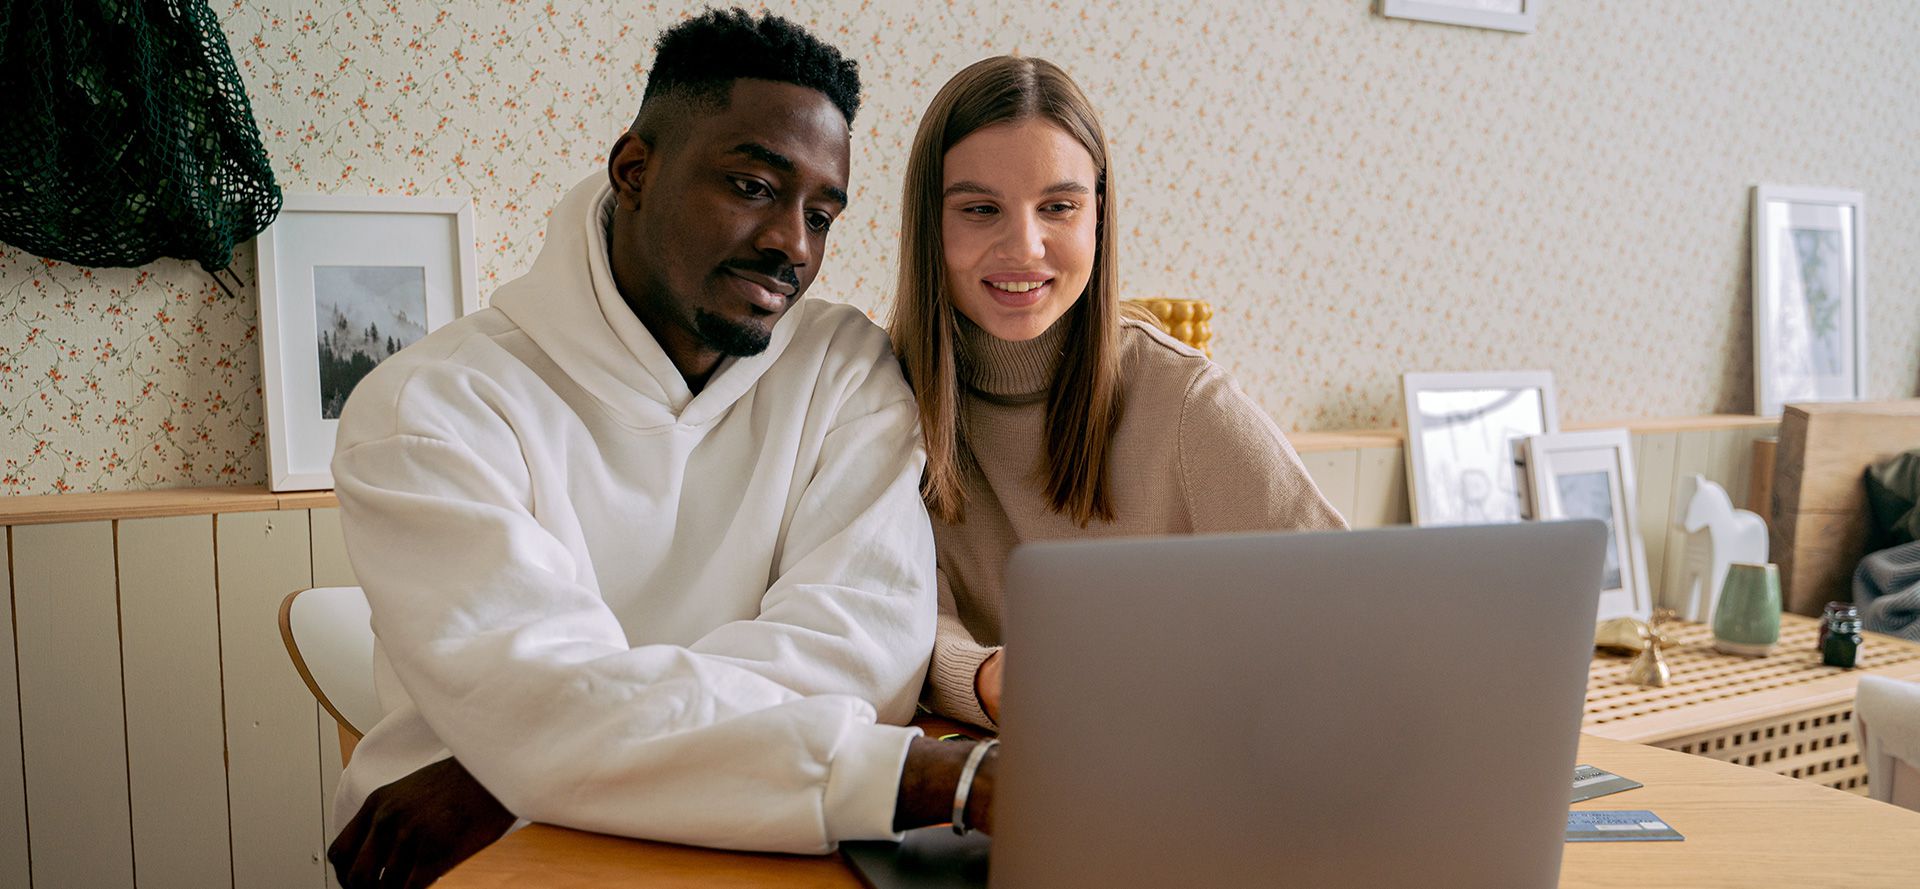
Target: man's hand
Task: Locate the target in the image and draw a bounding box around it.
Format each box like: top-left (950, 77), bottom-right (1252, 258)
top-left (328, 756), bottom-right (517, 889)
top-left (893, 736), bottom-right (998, 834)
top-left (975, 650), bottom-right (1005, 724)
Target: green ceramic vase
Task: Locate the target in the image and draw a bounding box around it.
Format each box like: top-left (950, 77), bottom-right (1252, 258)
top-left (1712, 562), bottom-right (1782, 657)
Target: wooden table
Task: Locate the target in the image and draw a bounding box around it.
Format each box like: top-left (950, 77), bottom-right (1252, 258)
top-left (439, 734), bottom-right (1920, 888)
top-left (1583, 614), bottom-right (1920, 793)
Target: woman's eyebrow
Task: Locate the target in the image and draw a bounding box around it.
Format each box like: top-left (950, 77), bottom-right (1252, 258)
top-left (943, 180), bottom-right (999, 199)
top-left (1045, 181), bottom-right (1092, 195)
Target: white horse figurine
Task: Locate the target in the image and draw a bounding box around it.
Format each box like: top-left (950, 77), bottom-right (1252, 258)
top-left (1675, 475), bottom-right (1768, 622)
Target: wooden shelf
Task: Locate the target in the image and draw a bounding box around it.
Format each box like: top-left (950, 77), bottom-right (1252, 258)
top-left (0, 486), bottom-right (337, 526)
top-left (0, 414), bottom-right (1783, 521)
top-left (1288, 413), bottom-right (1778, 453)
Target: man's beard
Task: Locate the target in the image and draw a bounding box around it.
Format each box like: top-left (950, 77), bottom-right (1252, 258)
top-left (693, 307), bottom-right (774, 357)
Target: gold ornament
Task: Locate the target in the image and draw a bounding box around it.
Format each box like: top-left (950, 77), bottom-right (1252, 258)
top-left (1625, 609), bottom-right (1679, 688)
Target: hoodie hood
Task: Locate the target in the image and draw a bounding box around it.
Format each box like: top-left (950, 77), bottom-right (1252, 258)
top-left (490, 175), bottom-right (804, 430)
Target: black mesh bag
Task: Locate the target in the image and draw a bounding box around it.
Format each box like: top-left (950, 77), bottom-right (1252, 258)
top-left (0, 0), bottom-right (281, 281)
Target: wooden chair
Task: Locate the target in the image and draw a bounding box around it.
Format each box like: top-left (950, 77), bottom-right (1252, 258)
top-left (1123, 298), bottom-right (1213, 355)
top-left (278, 586), bottom-right (382, 765)
top-left (1856, 675), bottom-right (1920, 811)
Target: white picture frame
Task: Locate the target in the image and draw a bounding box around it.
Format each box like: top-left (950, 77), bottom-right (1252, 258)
top-left (257, 195), bottom-right (479, 491)
top-left (1379, 0), bottom-right (1537, 33)
top-left (1751, 185), bottom-right (1867, 417)
top-left (1402, 371), bottom-right (1558, 526)
top-left (1524, 429), bottom-right (1652, 623)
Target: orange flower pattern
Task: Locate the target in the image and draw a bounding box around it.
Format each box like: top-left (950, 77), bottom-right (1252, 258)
top-left (2, 1), bottom-right (1916, 495)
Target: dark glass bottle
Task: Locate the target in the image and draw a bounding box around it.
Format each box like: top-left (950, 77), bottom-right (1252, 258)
top-left (1821, 605), bottom-right (1863, 669)
top-left (1817, 601), bottom-right (1851, 651)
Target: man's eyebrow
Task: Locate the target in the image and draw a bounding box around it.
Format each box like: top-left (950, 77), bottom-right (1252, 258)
top-left (730, 142), bottom-right (847, 206)
top-left (1045, 180), bottom-right (1093, 195)
top-left (943, 180), bottom-right (999, 199)
top-left (729, 142), bottom-right (793, 172)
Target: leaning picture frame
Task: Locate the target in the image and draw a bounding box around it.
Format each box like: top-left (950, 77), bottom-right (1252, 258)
top-left (1379, 0), bottom-right (1537, 33)
top-left (256, 195), bottom-right (479, 491)
top-left (1750, 185), bottom-right (1867, 417)
top-left (1524, 429), bottom-right (1652, 623)
top-left (1402, 370), bottom-right (1558, 526)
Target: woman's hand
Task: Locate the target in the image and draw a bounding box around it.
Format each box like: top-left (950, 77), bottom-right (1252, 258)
top-left (976, 649), bottom-right (1005, 723)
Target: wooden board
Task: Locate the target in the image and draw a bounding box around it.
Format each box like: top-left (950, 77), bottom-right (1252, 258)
top-left (309, 508), bottom-right (358, 588)
top-left (118, 515), bottom-right (235, 889)
top-left (12, 521), bottom-right (135, 888)
top-left (1298, 450), bottom-right (1358, 524)
top-left (1633, 432), bottom-right (1679, 605)
top-left (0, 531), bottom-right (30, 887)
top-left (1349, 446), bottom-right (1409, 529)
top-left (216, 510), bottom-right (327, 889)
top-left (1584, 616), bottom-right (1920, 747)
top-left (0, 486), bottom-right (336, 527)
top-left (1772, 400), bottom-right (1920, 615)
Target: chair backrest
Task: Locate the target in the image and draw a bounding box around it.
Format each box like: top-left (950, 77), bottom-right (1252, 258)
top-left (278, 586), bottom-right (382, 757)
top-left (1855, 675), bottom-right (1920, 811)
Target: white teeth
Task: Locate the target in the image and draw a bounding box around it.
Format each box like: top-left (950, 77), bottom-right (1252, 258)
top-left (989, 280), bottom-right (1046, 293)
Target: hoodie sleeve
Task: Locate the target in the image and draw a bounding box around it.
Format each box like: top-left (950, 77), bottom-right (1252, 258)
top-left (330, 357), bottom-right (935, 853)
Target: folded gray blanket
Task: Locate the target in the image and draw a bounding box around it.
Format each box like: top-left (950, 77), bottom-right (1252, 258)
top-left (1856, 540), bottom-right (1920, 642)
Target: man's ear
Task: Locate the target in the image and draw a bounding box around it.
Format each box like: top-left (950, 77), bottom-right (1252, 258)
top-left (607, 132), bottom-right (653, 210)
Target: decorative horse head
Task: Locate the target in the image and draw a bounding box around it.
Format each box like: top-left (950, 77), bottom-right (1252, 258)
top-left (1682, 474), bottom-right (1736, 534)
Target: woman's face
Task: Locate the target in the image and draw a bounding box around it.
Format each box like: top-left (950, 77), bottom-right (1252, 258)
top-left (940, 118), bottom-right (1100, 342)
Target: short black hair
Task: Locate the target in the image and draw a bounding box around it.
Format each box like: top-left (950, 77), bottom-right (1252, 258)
top-left (633, 7), bottom-right (861, 139)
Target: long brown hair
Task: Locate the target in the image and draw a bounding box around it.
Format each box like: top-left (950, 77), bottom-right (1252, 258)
top-left (889, 56), bottom-right (1123, 527)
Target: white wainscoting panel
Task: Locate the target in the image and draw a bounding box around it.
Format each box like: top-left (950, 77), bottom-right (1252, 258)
top-left (0, 529), bottom-right (29, 887)
top-left (119, 515), bottom-right (234, 889)
top-left (216, 510), bottom-right (327, 888)
top-left (12, 520), bottom-right (135, 889)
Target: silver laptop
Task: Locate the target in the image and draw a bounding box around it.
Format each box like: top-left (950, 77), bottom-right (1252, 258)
top-left (848, 520), bottom-right (1605, 889)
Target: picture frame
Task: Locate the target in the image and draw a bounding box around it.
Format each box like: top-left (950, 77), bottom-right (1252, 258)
top-left (1751, 185), bottom-right (1867, 417)
top-left (1524, 429), bottom-right (1652, 622)
top-left (256, 195), bottom-right (479, 491)
top-left (1379, 0), bottom-right (1537, 33)
top-left (1401, 370), bottom-right (1558, 526)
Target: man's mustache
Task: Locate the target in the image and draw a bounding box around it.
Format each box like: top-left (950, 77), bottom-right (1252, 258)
top-left (723, 258), bottom-right (800, 290)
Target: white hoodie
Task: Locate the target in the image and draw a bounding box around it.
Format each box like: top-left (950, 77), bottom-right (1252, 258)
top-left (330, 177), bottom-right (935, 852)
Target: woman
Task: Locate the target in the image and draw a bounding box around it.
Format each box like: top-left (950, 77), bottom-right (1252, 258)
top-left (890, 56), bottom-right (1346, 730)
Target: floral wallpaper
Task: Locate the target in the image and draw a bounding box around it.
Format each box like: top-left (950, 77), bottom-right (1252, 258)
top-left (2, 0), bottom-right (1916, 495)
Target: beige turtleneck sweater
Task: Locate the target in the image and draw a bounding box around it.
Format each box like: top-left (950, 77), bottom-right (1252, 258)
top-left (927, 315), bottom-right (1348, 728)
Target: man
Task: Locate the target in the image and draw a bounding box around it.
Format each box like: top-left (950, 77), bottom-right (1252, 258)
top-left (325, 11), bottom-right (995, 887)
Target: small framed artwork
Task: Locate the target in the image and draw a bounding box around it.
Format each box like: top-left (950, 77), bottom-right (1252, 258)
top-left (1379, 0), bottom-right (1537, 33)
top-left (1751, 186), bottom-right (1867, 417)
top-left (1524, 430), bottom-right (1652, 622)
top-left (1402, 371), bottom-right (1558, 526)
top-left (257, 195), bottom-right (479, 490)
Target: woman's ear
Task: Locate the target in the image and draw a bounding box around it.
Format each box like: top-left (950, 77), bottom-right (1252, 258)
top-left (607, 132), bottom-right (653, 210)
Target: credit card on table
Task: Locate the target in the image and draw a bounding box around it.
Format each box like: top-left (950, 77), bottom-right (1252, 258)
top-left (1566, 810), bottom-right (1683, 842)
top-left (1571, 764), bottom-right (1642, 802)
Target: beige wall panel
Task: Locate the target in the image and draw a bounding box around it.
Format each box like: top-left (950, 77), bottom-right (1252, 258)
top-left (309, 508), bottom-right (358, 588)
top-left (216, 510), bottom-right (326, 889)
top-left (1299, 450), bottom-right (1359, 525)
top-left (12, 521), bottom-right (134, 888)
top-left (1633, 433), bottom-right (1678, 606)
top-left (118, 515), bottom-right (234, 889)
top-left (1659, 431), bottom-right (1717, 611)
top-left (1709, 427), bottom-right (1754, 509)
top-left (1350, 446), bottom-right (1410, 529)
top-left (0, 531), bottom-right (30, 887)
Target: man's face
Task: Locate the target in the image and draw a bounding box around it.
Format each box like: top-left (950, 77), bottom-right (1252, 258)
top-left (607, 80), bottom-right (851, 376)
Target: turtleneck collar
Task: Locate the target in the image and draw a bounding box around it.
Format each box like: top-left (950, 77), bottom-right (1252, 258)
top-left (955, 311), bottom-right (1070, 401)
